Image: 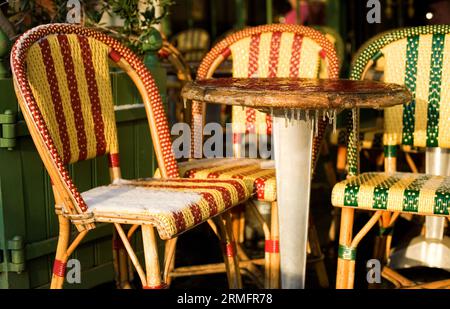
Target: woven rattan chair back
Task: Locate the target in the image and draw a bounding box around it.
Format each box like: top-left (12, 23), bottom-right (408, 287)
top-left (171, 28), bottom-right (210, 62)
top-left (191, 24), bottom-right (339, 163)
top-left (347, 25), bottom-right (450, 175)
top-left (11, 24), bottom-right (179, 229)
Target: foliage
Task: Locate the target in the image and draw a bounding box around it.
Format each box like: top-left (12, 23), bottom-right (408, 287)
top-left (94, 0), bottom-right (173, 55)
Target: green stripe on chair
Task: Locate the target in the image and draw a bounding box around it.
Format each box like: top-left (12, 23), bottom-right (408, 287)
top-left (426, 33), bottom-right (445, 147)
top-left (402, 175), bottom-right (432, 213)
top-left (402, 35), bottom-right (419, 146)
top-left (373, 175), bottom-right (402, 210)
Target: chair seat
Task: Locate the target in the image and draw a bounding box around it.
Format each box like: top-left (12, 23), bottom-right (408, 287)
top-left (175, 158), bottom-right (277, 202)
top-left (82, 178), bottom-right (250, 239)
top-left (332, 172), bottom-right (450, 216)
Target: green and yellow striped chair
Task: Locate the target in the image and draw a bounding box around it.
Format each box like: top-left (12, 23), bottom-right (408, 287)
top-left (332, 25), bottom-right (450, 289)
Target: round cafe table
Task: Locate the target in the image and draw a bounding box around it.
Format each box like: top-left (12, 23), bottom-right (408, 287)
top-left (181, 77), bottom-right (411, 289)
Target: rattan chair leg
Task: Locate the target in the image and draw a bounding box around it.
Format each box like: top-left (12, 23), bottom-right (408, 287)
top-left (381, 266), bottom-right (415, 288)
top-left (336, 146), bottom-right (347, 174)
top-left (50, 215), bottom-right (71, 289)
top-left (114, 223), bottom-right (147, 287)
top-left (163, 238), bottom-right (178, 286)
top-left (53, 229), bottom-right (88, 289)
top-left (308, 218), bottom-right (329, 288)
top-left (142, 225), bottom-right (164, 288)
top-left (336, 208), bottom-right (355, 289)
top-left (215, 213), bottom-right (242, 289)
top-left (247, 201), bottom-right (271, 288)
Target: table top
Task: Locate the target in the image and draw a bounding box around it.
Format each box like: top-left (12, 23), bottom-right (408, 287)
top-left (181, 78), bottom-right (412, 110)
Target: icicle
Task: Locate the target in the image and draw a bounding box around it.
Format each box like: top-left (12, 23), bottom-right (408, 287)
top-left (306, 110), bottom-right (310, 122)
top-left (290, 109), bottom-right (295, 124)
top-left (332, 109), bottom-right (337, 134)
top-left (322, 110), bottom-right (326, 121)
top-left (183, 98), bottom-right (187, 109)
top-left (284, 109), bottom-right (288, 127)
top-left (296, 109), bottom-right (300, 121)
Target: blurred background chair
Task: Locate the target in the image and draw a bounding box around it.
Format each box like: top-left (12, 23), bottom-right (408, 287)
top-left (332, 25), bottom-right (450, 289)
top-left (171, 28), bottom-right (210, 63)
top-left (11, 23), bottom-right (251, 289)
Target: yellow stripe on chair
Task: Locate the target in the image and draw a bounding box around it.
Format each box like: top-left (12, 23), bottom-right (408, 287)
top-left (413, 34), bottom-right (433, 148)
top-left (230, 37), bottom-right (251, 77)
top-left (297, 37), bottom-right (321, 78)
top-left (437, 35), bottom-right (450, 148)
top-left (418, 176), bottom-right (445, 215)
top-left (382, 38), bottom-right (407, 147)
top-left (277, 32), bottom-right (295, 77)
top-left (257, 32), bottom-right (272, 78)
top-left (87, 37), bottom-right (118, 155)
top-left (27, 43), bottom-right (65, 159)
top-left (356, 173), bottom-right (391, 210)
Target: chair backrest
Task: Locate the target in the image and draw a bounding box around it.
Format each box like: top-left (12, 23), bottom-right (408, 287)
top-left (11, 24), bottom-right (179, 221)
top-left (348, 25), bottom-right (450, 174)
top-left (192, 24), bottom-right (339, 162)
top-left (171, 28), bottom-right (210, 62)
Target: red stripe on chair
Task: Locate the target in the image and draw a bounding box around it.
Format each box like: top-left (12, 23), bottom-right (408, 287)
top-left (319, 49), bottom-right (326, 59)
top-left (108, 153), bottom-right (120, 168)
top-left (53, 259), bottom-right (67, 277)
top-left (109, 50), bottom-right (121, 62)
top-left (233, 133), bottom-right (242, 144)
top-left (254, 177), bottom-right (267, 200)
top-left (189, 204), bottom-right (203, 225)
top-left (221, 47), bottom-right (231, 59)
top-left (289, 33), bottom-right (303, 77)
top-left (199, 192), bottom-right (219, 216)
top-left (265, 239), bottom-right (279, 253)
top-left (248, 34), bottom-right (261, 77)
top-left (77, 35), bottom-right (107, 156)
top-left (172, 211), bottom-right (186, 234)
top-left (39, 38), bottom-right (72, 164)
top-left (266, 115), bottom-right (272, 135)
top-left (222, 241), bottom-right (236, 257)
top-left (57, 35), bottom-right (88, 161)
top-left (246, 33), bottom-right (261, 134)
top-left (268, 32), bottom-right (282, 78)
top-left (246, 108), bottom-right (256, 133)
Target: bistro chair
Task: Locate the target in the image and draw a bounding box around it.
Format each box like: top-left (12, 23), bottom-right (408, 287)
top-left (173, 24), bottom-right (339, 288)
top-left (332, 25), bottom-right (450, 289)
top-left (171, 28), bottom-right (210, 62)
top-left (10, 23), bottom-right (251, 289)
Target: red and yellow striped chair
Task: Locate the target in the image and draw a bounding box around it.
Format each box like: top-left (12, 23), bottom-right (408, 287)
top-left (182, 24), bottom-right (339, 288)
top-left (10, 23), bottom-right (251, 289)
top-left (332, 25), bottom-right (450, 289)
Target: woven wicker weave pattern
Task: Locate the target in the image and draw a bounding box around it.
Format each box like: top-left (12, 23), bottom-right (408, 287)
top-left (11, 24), bottom-right (179, 214)
top-left (192, 24), bottom-right (339, 167)
top-left (26, 34), bottom-right (118, 164)
top-left (85, 178), bottom-right (250, 239)
top-left (347, 25), bottom-right (450, 175)
top-left (332, 172), bottom-right (450, 216)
